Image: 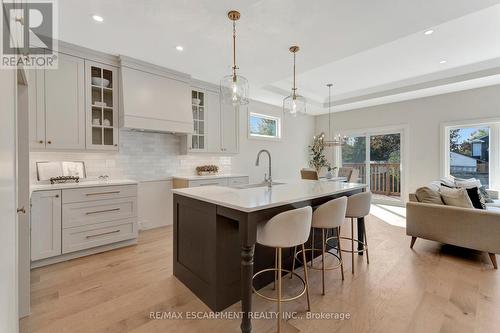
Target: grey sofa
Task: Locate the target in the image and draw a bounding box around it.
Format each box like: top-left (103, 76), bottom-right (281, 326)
top-left (406, 193), bottom-right (499, 269)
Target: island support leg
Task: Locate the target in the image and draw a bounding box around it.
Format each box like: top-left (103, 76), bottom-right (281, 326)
top-left (357, 217), bottom-right (365, 255)
top-left (241, 244), bottom-right (255, 333)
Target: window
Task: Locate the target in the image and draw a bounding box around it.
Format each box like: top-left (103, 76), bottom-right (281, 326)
top-left (248, 112), bottom-right (281, 140)
top-left (448, 126), bottom-right (490, 186)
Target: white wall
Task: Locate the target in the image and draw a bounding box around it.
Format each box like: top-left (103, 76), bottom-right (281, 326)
top-left (315, 84), bottom-right (500, 194)
top-left (232, 100), bottom-right (315, 183)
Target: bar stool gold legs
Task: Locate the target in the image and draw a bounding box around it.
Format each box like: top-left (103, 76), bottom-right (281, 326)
top-left (292, 226), bottom-right (344, 295)
top-left (253, 245), bottom-right (311, 333)
top-left (339, 217), bottom-right (369, 275)
top-left (277, 248), bottom-right (282, 332)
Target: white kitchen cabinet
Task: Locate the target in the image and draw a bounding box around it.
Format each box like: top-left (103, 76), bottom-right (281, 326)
top-left (173, 176), bottom-right (249, 189)
top-left (220, 102), bottom-right (239, 153)
top-left (29, 52), bottom-right (86, 150)
top-left (40, 52), bottom-right (86, 149)
top-left (138, 180), bottom-right (173, 229)
top-left (86, 61), bottom-right (119, 150)
top-left (181, 87), bottom-right (239, 154)
top-left (30, 190), bottom-right (62, 261)
top-left (30, 183), bottom-right (138, 267)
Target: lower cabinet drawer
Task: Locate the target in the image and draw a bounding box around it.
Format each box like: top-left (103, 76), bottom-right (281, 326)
top-left (62, 197), bottom-right (137, 229)
top-left (228, 177), bottom-right (249, 186)
top-left (62, 218), bottom-right (137, 254)
top-left (188, 178), bottom-right (229, 187)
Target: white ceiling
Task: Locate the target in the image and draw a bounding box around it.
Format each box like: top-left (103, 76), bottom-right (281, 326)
top-left (58, 0), bottom-right (500, 115)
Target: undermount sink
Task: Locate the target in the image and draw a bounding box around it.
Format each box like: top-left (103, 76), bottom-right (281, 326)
top-left (233, 182), bottom-right (286, 189)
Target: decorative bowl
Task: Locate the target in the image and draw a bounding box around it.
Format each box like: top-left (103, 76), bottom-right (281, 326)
top-left (92, 77), bottom-right (110, 87)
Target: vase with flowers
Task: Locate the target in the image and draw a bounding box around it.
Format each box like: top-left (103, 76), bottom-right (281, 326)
top-left (308, 133), bottom-right (335, 176)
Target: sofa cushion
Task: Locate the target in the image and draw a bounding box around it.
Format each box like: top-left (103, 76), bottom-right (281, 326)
top-left (439, 186), bottom-right (474, 208)
top-left (415, 187), bottom-right (444, 205)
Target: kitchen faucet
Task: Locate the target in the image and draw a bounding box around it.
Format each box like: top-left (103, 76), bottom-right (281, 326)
top-left (255, 149), bottom-right (272, 188)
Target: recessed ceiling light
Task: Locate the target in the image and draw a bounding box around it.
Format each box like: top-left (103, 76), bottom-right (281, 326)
top-left (424, 29), bottom-right (434, 35)
top-left (439, 60), bottom-right (447, 64)
top-left (92, 15), bottom-right (104, 22)
top-left (175, 45), bottom-right (184, 51)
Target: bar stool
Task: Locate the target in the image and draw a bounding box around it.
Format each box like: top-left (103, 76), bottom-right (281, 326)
top-left (340, 191), bottom-right (372, 274)
top-left (252, 206), bottom-right (312, 333)
top-left (292, 197), bottom-right (347, 295)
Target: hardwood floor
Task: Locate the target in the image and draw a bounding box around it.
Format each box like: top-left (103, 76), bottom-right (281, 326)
top-left (20, 213), bottom-right (500, 333)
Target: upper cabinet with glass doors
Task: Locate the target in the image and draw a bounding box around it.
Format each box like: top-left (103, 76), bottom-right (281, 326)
top-left (86, 61), bottom-right (119, 150)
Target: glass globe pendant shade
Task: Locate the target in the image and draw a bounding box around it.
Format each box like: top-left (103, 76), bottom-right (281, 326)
top-left (283, 93), bottom-right (306, 116)
top-left (220, 74), bottom-right (249, 106)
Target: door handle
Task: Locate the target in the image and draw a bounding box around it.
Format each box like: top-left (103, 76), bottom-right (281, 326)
top-left (17, 207), bottom-right (26, 214)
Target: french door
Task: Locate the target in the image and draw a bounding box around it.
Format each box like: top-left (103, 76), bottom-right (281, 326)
top-left (341, 129), bottom-right (405, 204)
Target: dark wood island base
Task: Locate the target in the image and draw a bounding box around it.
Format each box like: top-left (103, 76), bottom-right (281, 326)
top-left (173, 187), bottom-right (364, 333)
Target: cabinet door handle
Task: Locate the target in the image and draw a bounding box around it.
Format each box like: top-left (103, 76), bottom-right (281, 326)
top-left (17, 207), bottom-right (26, 214)
top-left (47, 140), bottom-right (52, 144)
top-left (38, 140), bottom-right (44, 144)
top-left (85, 191), bottom-right (120, 196)
top-left (86, 229), bottom-right (120, 239)
top-left (85, 208), bottom-right (120, 215)
top-left (55, 194), bottom-right (59, 198)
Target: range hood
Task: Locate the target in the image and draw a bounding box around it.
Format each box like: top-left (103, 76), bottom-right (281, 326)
top-left (119, 56), bottom-right (193, 134)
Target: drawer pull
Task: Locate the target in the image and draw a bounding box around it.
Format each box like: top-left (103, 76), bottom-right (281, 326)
top-left (85, 230), bottom-right (120, 239)
top-left (199, 183), bottom-right (219, 186)
top-left (85, 191), bottom-right (120, 196)
top-left (86, 208), bottom-right (120, 215)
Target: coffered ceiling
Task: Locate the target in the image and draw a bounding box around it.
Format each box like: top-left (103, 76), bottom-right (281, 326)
top-left (58, 0), bottom-right (500, 114)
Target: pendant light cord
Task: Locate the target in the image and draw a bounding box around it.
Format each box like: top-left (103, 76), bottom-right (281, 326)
top-left (328, 85), bottom-right (332, 140)
top-left (292, 52), bottom-right (296, 98)
top-left (232, 20), bottom-right (237, 79)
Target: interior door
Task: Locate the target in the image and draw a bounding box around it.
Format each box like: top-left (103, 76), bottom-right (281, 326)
top-left (17, 69), bottom-right (31, 318)
top-left (45, 53), bottom-right (85, 149)
top-left (0, 67), bottom-right (19, 332)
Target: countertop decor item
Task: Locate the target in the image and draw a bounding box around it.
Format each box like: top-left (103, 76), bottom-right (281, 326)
top-left (196, 165), bottom-right (219, 176)
top-left (283, 45), bottom-right (306, 116)
top-left (220, 10), bottom-right (249, 106)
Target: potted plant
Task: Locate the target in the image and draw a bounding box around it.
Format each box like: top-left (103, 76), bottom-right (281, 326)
top-left (308, 133), bottom-right (332, 175)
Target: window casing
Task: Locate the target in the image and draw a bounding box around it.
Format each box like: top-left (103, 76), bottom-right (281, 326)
top-left (248, 112), bottom-right (282, 140)
top-left (442, 120), bottom-right (500, 189)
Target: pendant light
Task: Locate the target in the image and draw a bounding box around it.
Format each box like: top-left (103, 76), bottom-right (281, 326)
top-left (220, 10), bottom-right (249, 106)
top-left (324, 83), bottom-right (346, 147)
top-left (283, 46), bottom-right (306, 116)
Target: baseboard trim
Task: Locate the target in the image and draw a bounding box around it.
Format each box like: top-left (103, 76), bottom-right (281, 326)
top-left (31, 238), bottom-right (138, 268)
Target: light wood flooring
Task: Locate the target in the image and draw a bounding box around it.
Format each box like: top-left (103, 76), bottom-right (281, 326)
top-left (20, 213), bottom-right (500, 333)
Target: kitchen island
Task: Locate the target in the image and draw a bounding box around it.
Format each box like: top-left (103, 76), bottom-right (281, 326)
top-left (172, 180), bottom-right (367, 333)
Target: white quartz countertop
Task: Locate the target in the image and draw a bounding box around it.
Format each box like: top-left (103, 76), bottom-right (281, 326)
top-left (172, 179), bottom-right (367, 212)
top-left (30, 179), bottom-right (138, 192)
top-left (172, 174), bottom-right (248, 180)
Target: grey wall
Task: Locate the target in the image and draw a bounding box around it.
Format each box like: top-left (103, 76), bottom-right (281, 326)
top-left (315, 84), bottom-right (500, 194)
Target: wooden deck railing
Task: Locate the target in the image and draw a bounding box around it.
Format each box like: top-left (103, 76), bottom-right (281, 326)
top-left (342, 163), bottom-right (401, 196)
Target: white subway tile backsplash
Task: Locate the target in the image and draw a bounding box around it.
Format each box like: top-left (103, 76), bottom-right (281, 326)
top-left (30, 130), bottom-right (233, 183)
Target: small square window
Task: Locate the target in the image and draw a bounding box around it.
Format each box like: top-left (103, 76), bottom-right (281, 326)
top-left (248, 112), bottom-right (281, 140)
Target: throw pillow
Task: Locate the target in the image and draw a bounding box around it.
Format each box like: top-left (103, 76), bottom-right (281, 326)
top-left (415, 187), bottom-right (444, 204)
top-left (479, 186), bottom-right (494, 203)
top-left (455, 178), bottom-right (482, 189)
top-left (440, 176), bottom-right (455, 188)
top-left (439, 186), bottom-right (474, 208)
top-left (464, 187), bottom-right (486, 209)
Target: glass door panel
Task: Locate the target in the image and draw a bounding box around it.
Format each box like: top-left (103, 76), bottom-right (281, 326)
top-left (369, 133), bottom-right (401, 201)
top-left (342, 136), bottom-right (367, 184)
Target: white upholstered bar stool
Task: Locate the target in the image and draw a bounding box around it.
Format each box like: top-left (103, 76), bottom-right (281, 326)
top-left (292, 197), bottom-right (347, 295)
top-left (252, 206), bottom-right (312, 333)
top-left (341, 191), bottom-right (372, 274)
